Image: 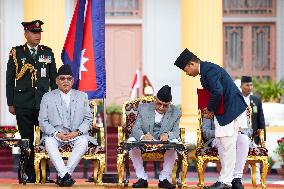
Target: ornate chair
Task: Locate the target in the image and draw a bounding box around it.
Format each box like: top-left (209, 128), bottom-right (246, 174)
top-left (196, 108), bottom-right (269, 189)
top-left (117, 96), bottom-right (188, 187)
top-left (34, 100), bottom-right (106, 185)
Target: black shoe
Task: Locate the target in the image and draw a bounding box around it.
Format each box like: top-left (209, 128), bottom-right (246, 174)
top-left (205, 181), bottom-right (232, 189)
top-left (132, 178), bottom-right (148, 188)
top-left (231, 178), bottom-right (244, 189)
top-left (158, 179), bottom-right (175, 189)
top-left (45, 176), bottom-right (55, 183)
top-left (56, 173), bottom-right (76, 187)
top-left (62, 173), bottom-right (75, 187)
top-left (56, 176), bottom-right (64, 187)
top-left (26, 176), bottom-right (36, 183)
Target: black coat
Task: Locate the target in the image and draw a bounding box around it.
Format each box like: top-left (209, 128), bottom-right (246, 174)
top-left (250, 95), bottom-right (266, 145)
top-left (6, 44), bottom-right (57, 109)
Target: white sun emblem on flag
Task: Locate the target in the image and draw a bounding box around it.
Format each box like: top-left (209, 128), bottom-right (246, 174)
top-left (79, 48), bottom-right (89, 80)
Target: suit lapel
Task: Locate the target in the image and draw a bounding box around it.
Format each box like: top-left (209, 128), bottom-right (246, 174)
top-left (54, 89), bottom-right (64, 121)
top-left (148, 103), bottom-right (155, 135)
top-left (70, 90), bottom-right (77, 124)
top-left (159, 105), bottom-right (172, 136)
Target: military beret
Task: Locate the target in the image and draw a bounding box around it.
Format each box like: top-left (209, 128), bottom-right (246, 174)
top-left (21, 20), bottom-right (44, 32)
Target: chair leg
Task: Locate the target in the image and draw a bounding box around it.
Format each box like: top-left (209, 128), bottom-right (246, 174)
top-left (34, 154), bottom-right (42, 184)
top-left (97, 154), bottom-right (105, 185)
top-left (40, 159), bottom-right (47, 184)
top-left (181, 152), bottom-right (188, 188)
top-left (171, 160), bottom-right (178, 185)
top-left (117, 153), bottom-right (125, 186)
top-left (251, 163), bottom-right (257, 188)
top-left (196, 156), bottom-right (205, 188)
top-left (93, 159), bottom-right (99, 183)
top-left (261, 157), bottom-right (269, 189)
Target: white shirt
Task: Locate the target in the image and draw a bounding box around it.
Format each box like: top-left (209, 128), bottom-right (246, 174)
top-left (243, 94), bottom-right (250, 106)
top-left (154, 110), bottom-right (164, 123)
top-left (27, 44), bottom-right (38, 55)
top-left (60, 90), bottom-right (72, 108)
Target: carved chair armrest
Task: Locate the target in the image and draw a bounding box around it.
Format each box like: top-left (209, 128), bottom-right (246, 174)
top-left (117, 126), bottom-right (124, 146)
top-left (92, 127), bottom-right (105, 148)
top-left (196, 128), bottom-right (204, 148)
top-left (34, 126), bottom-right (41, 146)
top-left (259, 129), bottom-right (266, 148)
top-left (180, 128), bottom-right (185, 143)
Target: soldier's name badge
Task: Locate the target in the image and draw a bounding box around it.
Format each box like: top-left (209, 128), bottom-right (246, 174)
top-left (253, 106), bottom-right (258, 113)
top-left (41, 68), bottom-right (47, 78)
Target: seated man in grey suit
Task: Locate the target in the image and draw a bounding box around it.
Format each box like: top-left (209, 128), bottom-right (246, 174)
top-left (129, 85), bottom-right (181, 189)
top-left (39, 64), bottom-right (96, 187)
top-left (202, 118), bottom-right (251, 189)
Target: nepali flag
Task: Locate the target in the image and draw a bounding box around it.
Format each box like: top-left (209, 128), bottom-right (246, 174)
top-left (61, 0), bottom-right (106, 99)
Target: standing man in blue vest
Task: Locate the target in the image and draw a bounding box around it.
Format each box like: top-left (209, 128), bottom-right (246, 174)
top-left (175, 49), bottom-right (248, 189)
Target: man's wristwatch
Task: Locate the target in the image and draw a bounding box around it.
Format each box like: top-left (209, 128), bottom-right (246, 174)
top-left (76, 129), bottom-right (83, 136)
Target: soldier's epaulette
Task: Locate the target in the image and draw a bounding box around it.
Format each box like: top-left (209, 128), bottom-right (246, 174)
top-left (12, 45), bottom-right (24, 50)
top-left (9, 45), bottom-right (24, 56)
top-left (39, 45), bottom-right (52, 51)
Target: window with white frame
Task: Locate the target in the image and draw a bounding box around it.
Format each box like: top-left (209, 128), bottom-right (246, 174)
top-left (105, 0), bottom-right (142, 18)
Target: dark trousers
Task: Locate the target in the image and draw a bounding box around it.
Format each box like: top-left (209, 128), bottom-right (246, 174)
top-left (15, 108), bottom-right (39, 179)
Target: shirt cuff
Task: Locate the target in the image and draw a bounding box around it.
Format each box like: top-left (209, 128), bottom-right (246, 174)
top-left (140, 135), bottom-right (145, 141)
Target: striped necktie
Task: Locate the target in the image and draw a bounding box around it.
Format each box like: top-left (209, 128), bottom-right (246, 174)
top-left (31, 48), bottom-right (36, 60)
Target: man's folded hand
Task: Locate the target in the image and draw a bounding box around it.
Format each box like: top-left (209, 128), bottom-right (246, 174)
top-left (142, 132), bottom-right (154, 140)
top-left (160, 133), bottom-right (169, 141)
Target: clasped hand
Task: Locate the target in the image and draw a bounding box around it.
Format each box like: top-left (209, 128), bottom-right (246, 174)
top-left (142, 132), bottom-right (169, 141)
top-left (203, 107), bottom-right (214, 119)
top-left (56, 131), bottom-right (78, 141)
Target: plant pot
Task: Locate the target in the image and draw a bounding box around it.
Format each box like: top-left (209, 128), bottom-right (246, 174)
top-left (2, 133), bottom-right (15, 139)
top-left (109, 113), bottom-right (122, 127)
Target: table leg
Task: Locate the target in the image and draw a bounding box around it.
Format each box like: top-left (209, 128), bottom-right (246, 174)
top-left (18, 147), bottom-right (30, 185)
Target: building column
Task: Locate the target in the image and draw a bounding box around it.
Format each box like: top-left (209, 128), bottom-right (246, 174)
top-left (180, 0), bottom-right (223, 131)
top-left (24, 0), bottom-right (66, 67)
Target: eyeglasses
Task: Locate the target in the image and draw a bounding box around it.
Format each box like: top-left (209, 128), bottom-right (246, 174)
top-left (58, 76), bottom-right (73, 82)
top-left (156, 101), bottom-right (170, 108)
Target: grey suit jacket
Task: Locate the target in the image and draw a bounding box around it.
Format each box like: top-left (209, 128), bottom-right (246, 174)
top-left (39, 89), bottom-right (96, 144)
top-left (202, 118), bottom-right (252, 147)
top-left (130, 102), bottom-right (181, 141)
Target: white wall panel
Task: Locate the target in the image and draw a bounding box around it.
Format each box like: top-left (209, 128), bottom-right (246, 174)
top-left (143, 0), bottom-right (181, 105)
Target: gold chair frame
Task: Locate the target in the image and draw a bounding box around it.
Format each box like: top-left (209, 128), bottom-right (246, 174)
top-left (117, 96), bottom-right (188, 188)
top-left (196, 108), bottom-right (269, 189)
top-left (34, 100), bottom-right (106, 185)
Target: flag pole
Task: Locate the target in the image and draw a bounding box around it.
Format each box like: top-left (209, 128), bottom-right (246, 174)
top-left (103, 98), bottom-right (107, 172)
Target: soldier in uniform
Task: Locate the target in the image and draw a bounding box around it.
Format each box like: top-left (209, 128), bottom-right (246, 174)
top-left (6, 20), bottom-right (57, 182)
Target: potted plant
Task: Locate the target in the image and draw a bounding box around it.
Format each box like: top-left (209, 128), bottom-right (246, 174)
top-left (187, 143), bottom-right (197, 171)
top-left (274, 137), bottom-right (284, 178)
top-left (106, 103), bottom-right (122, 127)
top-left (253, 78), bottom-right (284, 126)
top-left (0, 126), bottom-right (18, 138)
top-left (253, 78), bottom-right (284, 103)
top-left (268, 156), bottom-right (275, 173)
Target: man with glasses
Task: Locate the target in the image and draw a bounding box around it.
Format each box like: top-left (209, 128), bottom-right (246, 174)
top-left (6, 20), bottom-right (57, 183)
top-left (129, 85), bottom-right (180, 189)
top-left (39, 64), bottom-right (96, 187)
